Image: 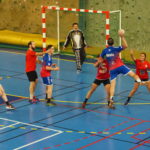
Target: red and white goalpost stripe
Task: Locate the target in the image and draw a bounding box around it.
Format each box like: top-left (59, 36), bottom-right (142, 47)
top-left (41, 6), bottom-right (110, 51)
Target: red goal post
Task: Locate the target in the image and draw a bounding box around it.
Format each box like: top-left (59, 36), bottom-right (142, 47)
top-left (41, 6), bottom-right (121, 52)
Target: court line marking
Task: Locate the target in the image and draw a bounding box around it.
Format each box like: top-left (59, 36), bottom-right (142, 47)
top-left (35, 102), bottom-right (149, 150)
top-left (14, 132), bottom-right (61, 150)
top-left (0, 118), bottom-right (63, 133)
top-left (0, 122), bottom-right (20, 130)
top-left (77, 121), bottom-right (145, 150)
top-left (0, 50), bottom-right (92, 64)
top-left (131, 128), bottom-right (150, 141)
top-left (1, 50), bottom-right (150, 71)
top-left (0, 123), bottom-right (147, 135)
top-left (42, 99), bottom-right (150, 105)
top-left (53, 100), bottom-right (150, 105)
top-left (130, 140), bottom-right (150, 150)
top-left (4, 93), bottom-right (150, 105)
top-left (57, 103), bottom-right (150, 122)
top-left (0, 118), bottom-right (63, 150)
top-left (37, 119), bottom-right (131, 150)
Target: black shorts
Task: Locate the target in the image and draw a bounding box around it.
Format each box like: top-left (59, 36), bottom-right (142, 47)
top-left (93, 78), bottom-right (110, 86)
top-left (135, 78), bottom-right (149, 82)
top-left (26, 71), bottom-right (38, 82)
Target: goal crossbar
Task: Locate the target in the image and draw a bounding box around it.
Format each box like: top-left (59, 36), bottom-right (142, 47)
top-left (41, 6), bottom-right (121, 52)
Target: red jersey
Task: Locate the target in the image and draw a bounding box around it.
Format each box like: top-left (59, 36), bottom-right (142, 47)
top-left (96, 60), bottom-right (110, 80)
top-left (135, 59), bottom-right (150, 79)
top-left (25, 49), bottom-right (37, 72)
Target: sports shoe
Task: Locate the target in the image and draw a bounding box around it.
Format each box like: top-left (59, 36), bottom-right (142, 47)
top-left (108, 100), bottom-right (115, 109)
top-left (33, 96), bottom-right (40, 102)
top-left (124, 99), bottom-right (130, 105)
top-left (46, 100), bottom-right (57, 106)
top-left (82, 102), bottom-right (87, 108)
top-left (6, 104), bottom-right (15, 110)
top-left (77, 69), bottom-right (82, 73)
top-left (29, 98), bottom-right (37, 104)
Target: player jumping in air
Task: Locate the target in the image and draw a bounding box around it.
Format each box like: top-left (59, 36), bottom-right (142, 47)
top-left (99, 29), bottom-right (142, 108)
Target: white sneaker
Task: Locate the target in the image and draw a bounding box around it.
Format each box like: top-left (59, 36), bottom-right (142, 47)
top-left (6, 104), bottom-right (15, 110)
top-left (77, 69), bottom-right (82, 73)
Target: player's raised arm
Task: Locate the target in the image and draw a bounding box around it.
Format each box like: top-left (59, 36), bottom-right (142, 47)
top-left (118, 29), bottom-right (128, 49)
top-left (94, 56), bottom-right (104, 67)
top-left (130, 49), bottom-right (136, 61)
top-left (46, 66), bottom-right (59, 71)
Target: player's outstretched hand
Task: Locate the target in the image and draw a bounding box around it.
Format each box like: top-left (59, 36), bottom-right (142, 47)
top-left (54, 67), bottom-right (59, 71)
top-left (52, 64), bottom-right (57, 66)
top-left (0, 77), bottom-right (3, 80)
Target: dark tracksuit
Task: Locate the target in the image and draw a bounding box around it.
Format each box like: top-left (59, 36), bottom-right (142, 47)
top-left (64, 29), bottom-right (87, 70)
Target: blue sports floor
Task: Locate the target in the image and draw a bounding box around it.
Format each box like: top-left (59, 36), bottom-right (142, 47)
top-left (0, 50), bottom-right (150, 150)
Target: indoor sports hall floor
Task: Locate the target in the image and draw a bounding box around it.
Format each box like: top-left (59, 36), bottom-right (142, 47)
top-left (0, 49), bottom-right (150, 150)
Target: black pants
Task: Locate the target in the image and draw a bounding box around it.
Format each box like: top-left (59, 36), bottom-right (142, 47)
top-left (74, 48), bottom-right (86, 70)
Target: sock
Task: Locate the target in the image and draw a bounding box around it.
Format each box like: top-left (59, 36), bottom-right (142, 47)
top-left (136, 79), bottom-right (141, 83)
top-left (45, 94), bottom-right (47, 99)
top-left (110, 96), bottom-right (113, 100)
top-left (124, 97), bottom-right (131, 105)
top-left (127, 97), bottom-right (131, 102)
top-left (84, 98), bottom-right (88, 103)
top-left (6, 102), bottom-right (9, 105)
top-left (47, 98), bottom-right (51, 103)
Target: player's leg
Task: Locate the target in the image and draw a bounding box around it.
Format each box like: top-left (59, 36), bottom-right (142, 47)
top-left (27, 71), bottom-right (38, 102)
top-left (103, 79), bottom-right (111, 107)
top-left (146, 81), bottom-right (150, 92)
top-left (128, 71), bottom-right (141, 83)
top-left (29, 81), bottom-right (36, 100)
top-left (80, 48), bottom-right (86, 66)
top-left (34, 78), bottom-right (38, 92)
top-left (32, 78), bottom-right (40, 101)
top-left (116, 65), bottom-right (141, 83)
top-left (108, 68), bottom-right (118, 108)
top-left (32, 72), bottom-right (38, 100)
top-left (43, 76), bottom-right (56, 106)
top-left (74, 49), bottom-right (82, 71)
top-left (109, 79), bottom-right (116, 108)
top-left (124, 82), bottom-right (139, 105)
top-left (109, 68), bottom-right (118, 101)
top-left (85, 84), bottom-right (98, 99)
top-left (46, 85), bottom-right (56, 105)
top-left (110, 79), bottom-right (116, 100)
top-left (0, 84), bottom-right (15, 109)
top-left (46, 85), bottom-right (53, 99)
top-left (82, 79), bottom-right (100, 108)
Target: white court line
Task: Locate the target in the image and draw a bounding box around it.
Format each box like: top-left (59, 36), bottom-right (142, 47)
top-left (0, 118), bottom-right (63, 150)
top-left (13, 132), bottom-right (62, 150)
top-left (0, 118), bottom-right (62, 132)
top-left (0, 122), bottom-right (20, 130)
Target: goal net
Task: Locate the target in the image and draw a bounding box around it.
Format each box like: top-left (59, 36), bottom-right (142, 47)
top-left (41, 6), bottom-right (121, 57)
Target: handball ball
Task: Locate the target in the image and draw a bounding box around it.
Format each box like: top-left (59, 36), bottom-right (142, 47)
top-left (118, 29), bottom-right (125, 36)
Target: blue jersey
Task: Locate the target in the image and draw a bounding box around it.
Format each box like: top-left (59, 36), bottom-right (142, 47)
top-left (40, 53), bottom-right (52, 77)
top-left (100, 46), bottom-right (124, 70)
